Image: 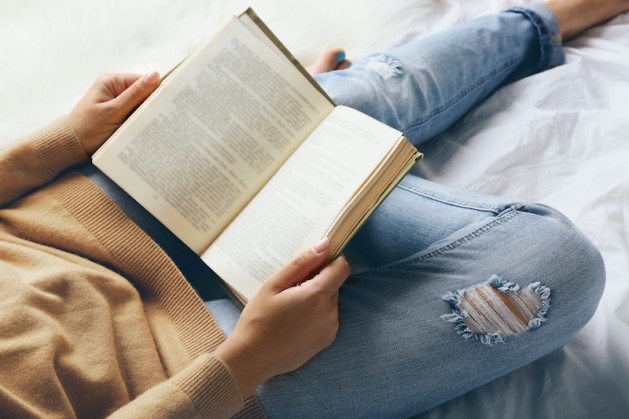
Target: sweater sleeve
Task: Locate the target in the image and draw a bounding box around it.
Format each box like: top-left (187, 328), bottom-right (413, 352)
top-left (0, 119), bottom-right (89, 207)
top-left (108, 353), bottom-right (245, 419)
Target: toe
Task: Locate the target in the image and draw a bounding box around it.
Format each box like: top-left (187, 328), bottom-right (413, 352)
top-left (308, 48), bottom-right (348, 75)
top-left (336, 60), bottom-right (352, 70)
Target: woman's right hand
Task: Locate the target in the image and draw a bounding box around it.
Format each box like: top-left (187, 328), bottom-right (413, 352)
top-left (214, 238), bottom-right (350, 397)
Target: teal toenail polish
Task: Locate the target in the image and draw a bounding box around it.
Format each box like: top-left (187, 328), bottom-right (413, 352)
top-left (336, 51), bottom-right (346, 63)
top-left (347, 61), bottom-right (352, 67)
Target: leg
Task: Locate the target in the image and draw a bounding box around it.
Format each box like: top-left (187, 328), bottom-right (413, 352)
top-left (313, 0), bottom-right (629, 146)
top-left (250, 4), bottom-right (606, 416)
top-left (314, 4), bottom-right (564, 146)
top-left (84, 165), bottom-right (605, 417)
top-left (317, 4), bottom-right (565, 269)
top-left (253, 173), bottom-right (605, 417)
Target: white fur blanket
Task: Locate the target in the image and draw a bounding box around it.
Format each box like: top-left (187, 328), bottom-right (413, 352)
top-left (1, 0), bottom-right (627, 417)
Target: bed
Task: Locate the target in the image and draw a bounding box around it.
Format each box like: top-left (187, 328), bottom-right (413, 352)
top-left (1, 0), bottom-right (627, 417)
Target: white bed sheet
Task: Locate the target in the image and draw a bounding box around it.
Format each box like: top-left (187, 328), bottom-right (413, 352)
top-left (1, 0), bottom-right (627, 417)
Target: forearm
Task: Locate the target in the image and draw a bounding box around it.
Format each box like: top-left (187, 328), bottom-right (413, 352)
top-left (0, 119), bottom-right (88, 207)
top-left (108, 353), bottom-right (244, 419)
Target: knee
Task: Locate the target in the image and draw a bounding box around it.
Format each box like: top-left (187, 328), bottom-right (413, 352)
top-left (440, 202), bottom-right (604, 347)
top-left (520, 203), bottom-right (605, 333)
top-left (442, 203), bottom-right (605, 346)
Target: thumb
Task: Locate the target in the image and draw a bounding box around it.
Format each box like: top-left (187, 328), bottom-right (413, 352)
top-left (307, 254), bottom-right (350, 294)
top-left (113, 71), bottom-right (160, 116)
top-left (265, 238), bottom-right (331, 292)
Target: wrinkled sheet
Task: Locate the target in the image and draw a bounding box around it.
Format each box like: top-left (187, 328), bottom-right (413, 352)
top-left (1, 0), bottom-right (627, 417)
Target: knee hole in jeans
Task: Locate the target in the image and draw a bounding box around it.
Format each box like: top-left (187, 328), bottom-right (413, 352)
top-left (441, 275), bottom-right (551, 346)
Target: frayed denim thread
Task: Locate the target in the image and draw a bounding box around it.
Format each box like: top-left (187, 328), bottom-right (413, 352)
top-left (441, 275), bottom-right (552, 346)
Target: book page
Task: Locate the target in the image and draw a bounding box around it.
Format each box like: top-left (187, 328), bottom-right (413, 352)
top-left (202, 106), bottom-right (402, 300)
top-left (93, 17), bottom-right (333, 254)
top-left (238, 9), bottom-right (334, 104)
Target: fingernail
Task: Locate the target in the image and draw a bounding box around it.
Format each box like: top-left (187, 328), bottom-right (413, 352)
top-left (336, 51), bottom-right (345, 63)
top-left (143, 71), bottom-right (160, 86)
top-left (312, 237), bottom-right (330, 254)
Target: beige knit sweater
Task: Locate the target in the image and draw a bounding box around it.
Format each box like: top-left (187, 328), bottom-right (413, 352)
top-left (0, 120), bottom-right (263, 418)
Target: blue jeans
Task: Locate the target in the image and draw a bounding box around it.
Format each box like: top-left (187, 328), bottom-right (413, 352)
top-left (84, 4), bottom-right (605, 418)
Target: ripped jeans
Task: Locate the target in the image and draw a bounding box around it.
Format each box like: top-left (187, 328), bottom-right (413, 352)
top-left (220, 5), bottom-right (604, 417)
top-left (85, 4), bottom-right (605, 418)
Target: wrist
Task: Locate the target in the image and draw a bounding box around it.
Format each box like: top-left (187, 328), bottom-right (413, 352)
top-left (214, 338), bottom-right (267, 398)
top-left (65, 112), bottom-right (97, 155)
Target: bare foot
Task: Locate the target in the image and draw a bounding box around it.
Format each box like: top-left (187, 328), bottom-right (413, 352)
top-left (544, 0), bottom-right (629, 40)
top-left (307, 48), bottom-right (352, 75)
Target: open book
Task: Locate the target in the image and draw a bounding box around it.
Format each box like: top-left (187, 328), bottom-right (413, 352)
top-left (93, 8), bottom-right (422, 304)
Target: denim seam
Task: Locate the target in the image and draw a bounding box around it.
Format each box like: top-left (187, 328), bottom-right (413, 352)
top-left (506, 7), bottom-right (553, 72)
top-left (398, 182), bottom-right (503, 213)
top-left (353, 208), bottom-right (521, 276)
top-left (404, 57), bottom-right (519, 133)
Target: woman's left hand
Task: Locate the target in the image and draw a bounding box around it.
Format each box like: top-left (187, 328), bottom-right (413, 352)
top-left (67, 72), bottom-right (160, 155)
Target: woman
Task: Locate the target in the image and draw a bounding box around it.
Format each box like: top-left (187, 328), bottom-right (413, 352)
top-left (1, 0), bottom-right (626, 417)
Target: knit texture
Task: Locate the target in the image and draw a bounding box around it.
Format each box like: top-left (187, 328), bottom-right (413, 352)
top-left (0, 120), bottom-right (264, 418)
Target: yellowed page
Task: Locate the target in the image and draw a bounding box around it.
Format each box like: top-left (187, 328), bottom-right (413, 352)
top-left (238, 9), bottom-right (334, 104)
top-left (202, 106), bottom-right (402, 300)
top-left (93, 17), bottom-right (333, 254)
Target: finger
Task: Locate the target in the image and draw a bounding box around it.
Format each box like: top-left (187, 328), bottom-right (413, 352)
top-left (112, 71), bottom-right (160, 116)
top-left (309, 255), bottom-right (350, 294)
top-left (266, 238), bottom-right (331, 292)
top-left (109, 73), bottom-right (144, 97)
